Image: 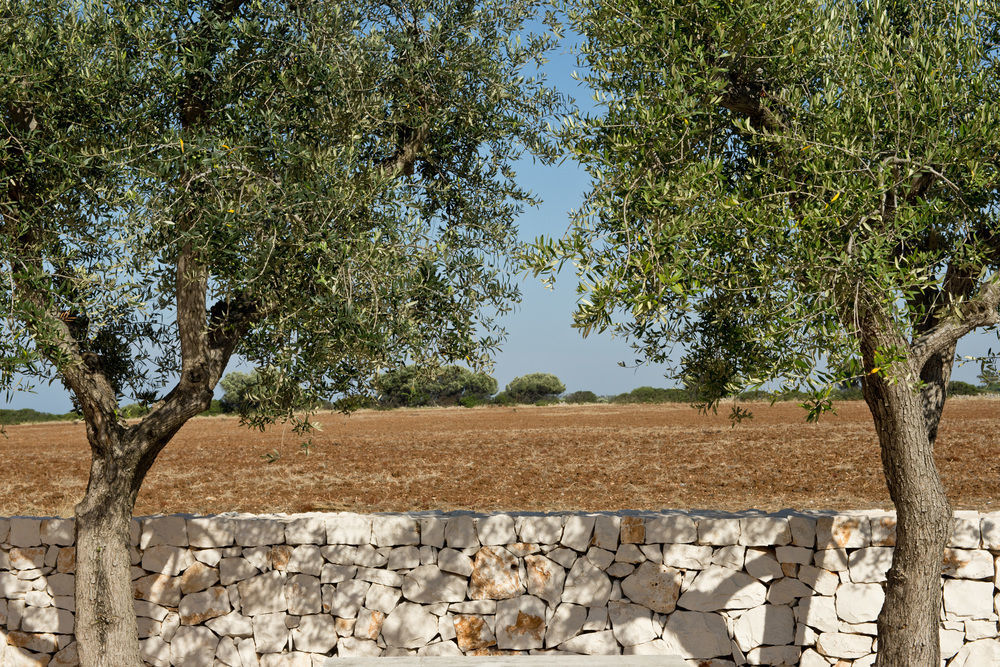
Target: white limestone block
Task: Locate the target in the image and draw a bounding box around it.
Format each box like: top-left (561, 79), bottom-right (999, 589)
top-left (234, 519), bottom-right (284, 547)
top-left (325, 513), bottom-right (371, 546)
top-left (39, 519), bottom-right (74, 546)
top-left (697, 518), bottom-right (741, 546)
top-left (141, 516), bottom-right (188, 549)
top-left (188, 517), bottom-right (235, 548)
top-left (372, 515), bottom-right (419, 547)
top-left (744, 548), bottom-right (783, 582)
top-left (982, 513), bottom-right (1000, 550)
top-left (444, 516), bottom-right (478, 548)
top-left (661, 544), bottom-right (712, 570)
top-left (403, 564), bottom-right (468, 603)
top-left (517, 515), bottom-right (564, 544)
top-left (18, 606), bottom-right (73, 633)
top-left (561, 515), bottom-right (596, 552)
top-left (733, 604), bottom-right (794, 651)
top-left (496, 594), bottom-right (547, 649)
top-left (418, 640), bottom-right (463, 656)
top-left (941, 628), bottom-right (965, 659)
top-left (236, 637), bottom-right (260, 666)
top-left (285, 573), bottom-right (321, 615)
top-left (381, 601), bottom-right (438, 648)
top-left (623, 639), bottom-right (679, 655)
top-left (179, 586), bottom-right (230, 625)
top-left (788, 515), bottom-right (817, 548)
top-left (351, 544), bottom-right (388, 568)
top-left (9, 519), bottom-right (41, 547)
top-left (943, 549), bottom-right (994, 580)
top-left (965, 620), bottom-right (998, 641)
top-left (525, 554), bottom-right (566, 606)
top-left (283, 516), bottom-right (325, 545)
top-left (355, 566), bottom-right (403, 588)
top-left (559, 629), bottom-right (619, 655)
top-left (365, 583), bottom-right (401, 614)
top-left (284, 545), bottom-right (323, 577)
top-left (386, 546), bottom-right (420, 570)
top-left (180, 561), bottom-right (220, 595)
top-left (607, 600), bottom-right (657, 647)
top-left (8, 547), bottom-right (45, 570)
top-left (215, 636), bottom-right (241, 667)
top-left (949, 639), bottom-right (1000, 666)
top-left (419, 517), bottom-right (445, 548)
top-left (327, 579), bottom-right (369, 617)
top-left (835, 583), bottom-right (884, 624)
top-left (586, 546), bottom-right (615, 571)
top-left (593, 516), bottom-right (620, 550)
top-left (169, 626), bottom-right (220, 666)
top-left (794, 596), bottom-right (839, 633)
top-left (141, 545), bottom-right (194, 576)
top-left (739, 516), bottom-right (791, 546)
top-left (645, 515), bottom-right (697, 544)
top-left (252, 612), bottom-right (289, 653)
top-left (206, 611), bottom-right (254, 638)
top-left (548, 547), bottom-right (578, 569)
top-left (438, 548), bottom-right (473, 576)
top-left (220, 557), bottom-right (258, 586)
top-left (814, 632), bottom-right (873, 659)
top-left (139, 636), bottom-right (170, 667)
top-left (477, 514), bottom-right (516, 546)
top-left (795, 622), bottom-right (818, 646)
top-left (797, 564), bottom-right (841, 596)
top-left (659, 610), bottom-right (731, 659)
top-left (677, 566), bottom-right (766, 612)
top-left (745, 645), bottom-right (801, 665)
top-left (238, 571), bottom-right (288, 616)
top-left (944, 579), bottom-right (995, 618)
top-left (712, 545), bottom-right (746, 570)
top-left (337, 637), bottom-right (382, 656)
top-left (766, 577), bottom-right (812, 605)
top-left (816, 515), bottom-right (871, 549)
top-left (798, 648), bottom-right (828, 667)
top-left (813, 548), bottom-right (849, 572)
top-left (848, 547), bottom-right (893, 583)
top-left (950, 512), bottom-right (982, 549)
top-left (614, 543), bottom-right (645, 564)
top-left (563, 557), bottom-right (613, 608)
top-left (545, 603), bottom-right (587, 648)
top-left (869, 514), bottom-right (896, 546)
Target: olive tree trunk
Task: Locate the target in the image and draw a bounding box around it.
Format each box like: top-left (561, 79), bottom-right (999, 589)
top-left (861, 336), bottom-right (952, 666)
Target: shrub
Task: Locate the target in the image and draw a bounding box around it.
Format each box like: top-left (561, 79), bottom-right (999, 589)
top-left (564, 390), bottom-right (598, 404)
top-left (376, 365), bottom-right (498, 407)
top-left (614, 386), bottom-right (692, 404)
top-left (492, 391), bottom-right (516, 406)
top-left (505, 373), bottom-right (565, 403)
top-left (948, 381), bottom-right (982, 396)
top-left (119, 403), bottom-right (150, 419)
top-left (219, 370), bottom-right (266, 413)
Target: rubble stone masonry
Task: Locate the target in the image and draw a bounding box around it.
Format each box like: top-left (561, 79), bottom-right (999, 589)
top-left (1, 510), bottom-right (999, 666)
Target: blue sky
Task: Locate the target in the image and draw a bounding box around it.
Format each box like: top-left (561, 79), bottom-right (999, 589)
top-left (4, 22), bottom-right (997, 412)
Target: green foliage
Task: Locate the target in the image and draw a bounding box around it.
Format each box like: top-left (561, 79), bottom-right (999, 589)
top-left (1, 0), bottom-right (563, 427)
top-left (491, 391), bottom-right (516, 406)
top-left (563, 390), bottom-right (599, 404)
top-left (119, 403), bottom-right (150, 419)
top-left (505, 373), bottom-right (565, 403)
top-left (528, 0), bottom-right (1000, 414)
top-left (0, 409), bottom-right (76, 426)
top-left (947, 381), bottom-right (982, 397)
top-left (198, 400), bottom-right (225, 417)
top-left (219, 371), bottom-right (266, 414)
top-left (376, 365), bottom-right (498, 407)
top-left (612, 386), bottom-right (692, 404)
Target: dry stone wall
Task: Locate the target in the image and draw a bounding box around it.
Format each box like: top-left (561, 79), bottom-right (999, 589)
top-left (2, 510), bottom-right (1000, 666)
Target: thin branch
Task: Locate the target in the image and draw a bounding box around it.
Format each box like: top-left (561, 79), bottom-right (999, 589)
top-left (909, 277), bottom-right (1000, 371)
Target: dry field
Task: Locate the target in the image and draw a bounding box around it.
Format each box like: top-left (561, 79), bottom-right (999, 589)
top-left (0, 399), bottom-right (998, 517)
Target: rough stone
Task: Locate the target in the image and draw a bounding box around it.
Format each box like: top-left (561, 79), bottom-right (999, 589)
top-left (563, 557), bottom-right (613, 608)
top-left (496, 595), bottom-right (547, 649)
top-left (234, 518), bottom-right (284, 546)
top-left (744, 548), bottom-right (783, 582)
top-left (206, 611), bottom-right (254, 638)
top-left (847, 547), bottom-right (893, 583)
top-left (942, 549), bottom-right (994, 580)
top-left (9, 518), bottom-right (41, 547)
top-left (336, 637), bottom-right (382, 657)
top-left (559, 630), bottom-right (619, 655)
top-left (712, 545), bottom-right (746, 570)
top-left (965, 620), bottom-right (998, 641)
top-left (252, 611), bottom-right (289, 653)
top-left (593, 516), bottom-right (620, 550)
top-left (327, 579), bottom-right (370, 617)
top-left (583, 607), bottom-right (608, 632)
top-left (283, 516), bottom-right (326, 545)
top-left (586, 546), bottom-right (615, 570)
top-left (661, 544), bottom-right (712, 569)
top-left (180, 561), bottom-right (220, 594)
top-left (869, 514), bottom-right (896, 546)
top-left (187, 517), bottom-right (235, 548)
top-left (815, 632), bottom-right (873, 659)
top-left (133, 573), bottom-right (182, 606)
top-left (320, 563), bottom-right (356, 584)
top-left (983, 513), bottom-right (1000, 550)
top-left (794, 596), bottom-right (839, 633)
top-left (454, 615), bottom-right (497, 651)
top-left (561, 515), bottom-right (596, 552)
top-left (381, 601), bottom-right (439, 649)
top-left (372, 515), bottom-right (419, 546)
top-left (8, 547), bottom-right (45, 570)
top-left (641, 514), bottom-right (695, 544)
top-left (545, 604), bottom-right (587, 648)
top-left (944, 579), bottom-right (995, 618)
top-left (445, 516), bottom-right (478, 548)
top-left (285, 573), bottom-right (321, 615)
top-left (365, 583), bottom-right (402, 614)
top-left (608, 600), bottom-right (657, 647)
top-left (517, 516), bottom-right (564, 544)
top-left (835, 582), bottom-right (884, 624)
top-left (663, 610), bottom-right (732, 660)
top-left (616, 560), bottom-right (680, 613)
top-left (949, 639), bottom-right (1000, 667)
top-left (697, 518), bottom-right (741, 546)
top-left (170, 626), bottom-right (220, 666)
top-left (767, 577), bottom-right (812, 605)
top-left (179, 586), bottom-right (230, 625)
top-left (797, 564), bottom-right (841, 596)
top-left (950, 513), bottom-right (983, 549)
top-left (438, 548), bottom-right (474, 577)
top-left (469, 546), bottom-right (523, 600)
top-left (677, 566), bottom-right (766, 611)
top-left (355, 566), bottom-right (402, 587)
top-left (403, 564), bottom-right (469, 603)
top-left (745, 645), bottom-right (801, 665)
top-left (353, 607), bottom-right (386, 640)
top-left (285, 545), bottom-right (323, 576)
top-left (39, 519), bottom-right (74, 546)
top-left (816, 515), bottom-right (871, 549)
top-left (141, 516), bottom-right (188, 549)
top-left (386, 546), bottom-right (420, 570)
top-left (739, 516), bottom-right (791, 546)
top-left (142, 545), bottom-right (195, 576)
top-left (220, 557), bottom-right (258, 585)
top-left (238, 571), bottom-right (288, 616)
top-left (525, 555), bottom-right (566, 606)
top-left (733, 604), bottom-right (795, 651)
top-left (325, 513), bottom-right (372, 545)
top-left (477, 515), bottom-right (516, 546)
top-left (420, 517), bottom-right (446, 548)
top-left (813, 548), bottom-right (849, 572)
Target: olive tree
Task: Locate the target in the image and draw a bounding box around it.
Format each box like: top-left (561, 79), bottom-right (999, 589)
top-left (529, 1), bottom-right (1000, 663)
top-left (1, 0), bottom-right (560, 663)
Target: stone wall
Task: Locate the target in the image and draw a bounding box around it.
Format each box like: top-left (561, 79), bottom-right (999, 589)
top-left (2, 510), bottom-right (999, 666)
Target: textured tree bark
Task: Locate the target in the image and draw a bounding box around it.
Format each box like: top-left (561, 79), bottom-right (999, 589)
top-left (862, 335), bottom-right (952, 667)
top-left (74, 450), bottom-right (143, 666)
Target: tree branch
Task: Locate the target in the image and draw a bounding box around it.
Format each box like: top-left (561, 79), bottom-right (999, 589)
top-left (909, 277), bottom-right (1000, 371)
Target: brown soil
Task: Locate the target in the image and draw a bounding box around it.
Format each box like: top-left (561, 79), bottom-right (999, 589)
top-left (1, 399), bottom-right (997, 517)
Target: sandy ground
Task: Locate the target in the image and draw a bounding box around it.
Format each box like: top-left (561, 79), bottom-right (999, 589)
top-left (0, 399), bottom-right (997, 517)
